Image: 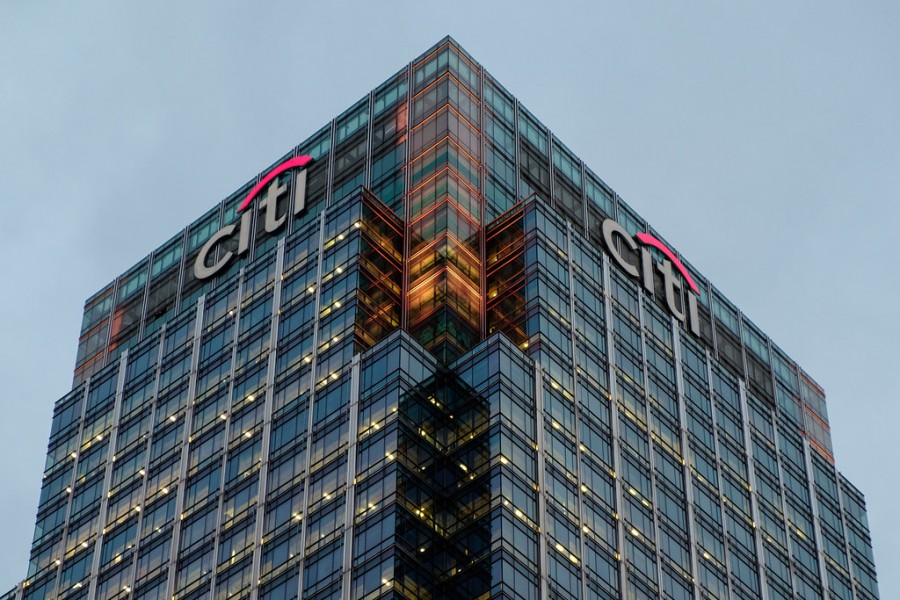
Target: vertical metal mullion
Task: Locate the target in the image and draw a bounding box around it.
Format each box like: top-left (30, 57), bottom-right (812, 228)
top-left (478, 63), bottom-right (487, 340)
top-left (704, 352), bottom-right (736, 599)
top-left (248, 240), bottom-right (286, 598)
top-left (580, 161), bottom-right (589, 238)
top-left (545, 124), bottom-right (554, 190)
top-left (835, 476), bottom-right (861, 600)
top-left (98, 280), bottom-right (120, 376)
top-left (136, 261), bottom-right (153, 341)
top-left (738, 314), bottom-right (756, 395)
top-left (400, 63), bottom-right (413, 331)
top-left (339, 355), bottom-right (362, 599)
top-left (771, 418), bottom-right (800, 598)
top-left (513, 101), bottom-right (522, 202)
top-left (803, 439), bottom-right (832, 598)
top-left (325, 119), bottom-right (337, 208)
top-left (165, 296), bottom-right (206, 597)
top-left (564, 222), bottom-right (588, 600)
top-left (533, 364), bottom-right (549, 600)
top-left (174, 228), bottom-right (190, 313)
top-left (601, 254), bottom-right (629, 595)
top-left (208, 271), bottom-right (245, 595)
top-left (51, 385), bottom-right (90, 592)
top-left (364, 92), bottom-right (375, 188)
top-left (87, 350), bottom-right (130, 598)
top-left (671, 326), bottom-right (703, 600)
top-left (635, 293), bottom-right (667, 595)
top-left (738, 380), bottom-right (771, 600)
top-left (125, 326), bottom-right (169, 595)
top-left (766, 338), bottom-right (800, 598)
top-left (296, 210), bottom-right (328, 600)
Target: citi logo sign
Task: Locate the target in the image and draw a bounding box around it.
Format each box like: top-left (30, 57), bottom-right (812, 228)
top-left (601, 219), bottom-right (701, 336)
top-left (194, 156), bottom-right (313, 280)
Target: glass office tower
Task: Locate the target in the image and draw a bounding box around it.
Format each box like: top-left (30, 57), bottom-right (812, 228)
top-left (10, 37), bottom-right (879, 600)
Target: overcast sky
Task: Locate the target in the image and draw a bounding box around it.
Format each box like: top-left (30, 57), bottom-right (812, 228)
top-left (1, 1), bottom-right (897, 595)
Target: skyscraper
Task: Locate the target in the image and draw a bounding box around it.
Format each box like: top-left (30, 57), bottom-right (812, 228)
top-left (9, 36), bottom-right (879, 599)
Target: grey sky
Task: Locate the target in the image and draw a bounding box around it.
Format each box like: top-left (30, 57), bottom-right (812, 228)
top-left (1, 1), bottom-right (897, 594)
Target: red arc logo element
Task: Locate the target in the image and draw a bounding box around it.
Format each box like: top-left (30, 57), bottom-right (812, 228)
top-left (635, 232), bottom-right (699, 294)
top-left (238, 155), bottom-right (313, 213)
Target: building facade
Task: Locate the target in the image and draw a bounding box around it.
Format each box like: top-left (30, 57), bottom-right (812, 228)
top-left (9, 37), bottom-right (879, 600)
